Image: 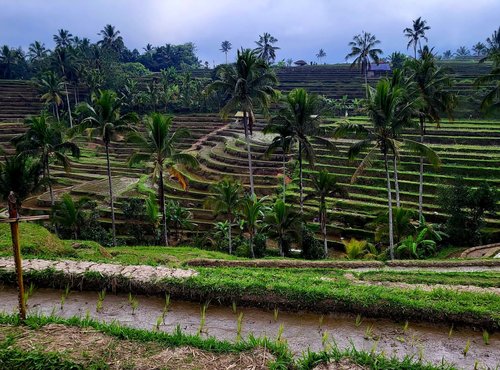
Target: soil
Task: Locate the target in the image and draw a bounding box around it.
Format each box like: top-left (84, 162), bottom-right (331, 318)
top-left (0, 323), bottom-right (273, 369)
top-left (0, 287), bottom-right (498, 369)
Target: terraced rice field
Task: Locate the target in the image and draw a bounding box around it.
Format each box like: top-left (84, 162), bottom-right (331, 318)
top-left (1, 111), bottom-right (499, 246)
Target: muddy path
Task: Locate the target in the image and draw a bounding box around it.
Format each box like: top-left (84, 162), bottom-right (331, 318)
top-left (0, 287), bottom-right (498, 369)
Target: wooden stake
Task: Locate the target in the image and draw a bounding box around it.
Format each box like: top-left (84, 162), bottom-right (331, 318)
top-left (7, 191), bottom-right (26, 321)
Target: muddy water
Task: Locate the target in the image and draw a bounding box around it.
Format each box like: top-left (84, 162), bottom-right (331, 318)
top-left (0, 286), bottom-right (498, 369)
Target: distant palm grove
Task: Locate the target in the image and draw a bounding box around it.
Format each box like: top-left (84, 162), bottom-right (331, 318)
top-left (0, 21), bottom-right (499, 261)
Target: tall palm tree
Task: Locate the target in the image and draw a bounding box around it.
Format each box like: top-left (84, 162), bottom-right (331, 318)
top-left (334, 77), bottom-right (437, 259)
top-left (263, 119), bottom-right (294, 202)
top-left (127, 113), bottom-right (198, 246)
top-left (13, 114), bottom-right (80, 207)
top-left (0, 155), bottom-right (42, 205)
top-left (475, 51), bottom-right (500, 114)
top-left (306, 170), bottom-right (347, 256)
top-left (209, 48), bottom-right (277, 195)
top-left (28, 41), bottom-right (48, 62)
top-left (76, 90), bottom-right (139, 247)
top-left (254, 32), bottom-right (280, 64)
top-left (240, 194), bottom-right (267, 258)
top-left (404, 17), bottom-right (431, 59)
top-left (205, 178), bottom-right (243, 254)
top-left (472, 42), bottom-right (487, 57)
top-left (220, 41), bottom-right (232, 64)
top-left (486, 26), bottom-right (500, 56)
top-left (346, 31), bottom-right (383, 97)
top-left (404, 53), bottom-right (455, 220)
top-left (455, 46), bottom-right (471, 58)
top-left (0, 45), bottom-right (21, 79)
top-left (316, 49), bottom-right (326, 63)
top-left (98, 24), bottom-right (124, 53)
top-left (34, 72), bottom-right (66, 123)
top-left (53, 29), bottom-right (74, 49)
top-left (271, 88), bottom-right (331, 213)
top-left (264, 199), bottom-right (301, 257)
top-left (52, 47), bottom-right (79, 128)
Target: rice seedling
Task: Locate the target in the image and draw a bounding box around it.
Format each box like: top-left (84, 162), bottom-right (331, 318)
top-left (60, 285), bottom-right (70, 310)
top-left (370, 340), bottom-right (379, 355)
top-left (23, 283), bottom-right (36, 306)
top-left (364, 324), bottom-right (374, 340)
top-left (236, 312), bottom-right (244, 342)
top-left (128, 293), bottom-right (139, 315)
top-left (276, 323), bottom-right (284, 342)
top-left (482, 330), bottom-right (489, 345)
top-left (448, 324), bottom-right (454, 338)
top-left (96, 289), bottom-right (106, 313)
top-left (355, 314), bottom-right (363, 327)
top-left (273, 307), bottom-right (279, 322)
top-left (418, 345), bottom-right (424, 362)
top-left (463, 339), bottom-right (471, 357)
top-left (197, 303), bottom-right (208, 335)
top-left (474, 360), bottom-right (479, 370)
top-left (402, 320), bottom-right (409, 333)
top-left (321, 331), bottom-right (329, 351)
top-left (154, 315), bottom-right (163, 331)
top-left (232, 301), bottom-right (237, 314)
top-left (318, 314), bottom-right (324, 328)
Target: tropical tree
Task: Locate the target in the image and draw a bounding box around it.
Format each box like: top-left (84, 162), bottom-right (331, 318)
top-left (98, 24), bottom-right (124, 53)
top-left (0, 45), bottom-right (22, 79)
top-left (52, 47), bottom-right (77, 128)
top-left (345, 32), bottom-right (383, 97)
top-left (53, 29), bottom-right (74, 49)
top-left (472, 42), bottom-right (487, 57)
top-left (387, 52), bottom-right (407, 69)
top-left (334, 77), bottom-right (435, 259)
top-left (34, 71), bottom-right (66, 122)
top-left (485, 26), bottom-right (500, 56)
top-left (442, 50), bottom-right (453, 60)
top-left (475, 51), bottom-right (500, 114)
top-left (51, 193), bottom-right (91, 239)
top-left (28, 41), bottom-right (49, 62)
top-left (76, 90), bottom-right (139, 247)
top-left (404, 52), bottom-right (455, 219)
top-left (240, 194), bottom-right (267, 258)
top-left (254, 32), bottom-right (280, 64)
top-left (316, 49), bottom-right (326, 63)
top-left (264, 199), bottom-right (301, 257)
top-left (455, 46), bottom-right (471, 58)
top-left (209, 48), bottom-right (277, 195)
top-left (220, 40), bottom-right (232, 64)
top-left (306, 170), bottom-right (347, 256)
top-left (13, 114), bottom-right (80, 207)
top-left (127, 112), bottom-right (197, 246)
top-left (165, 200), bottom-right (196, 242)
top-left (404, 17), bottom-right (431, 58)
top-left (205, 178), bottom-right (243, 254)
top-left (271, 88), bottom-right (331, 212)
top-left (0, 155), bottom-right (42, 205)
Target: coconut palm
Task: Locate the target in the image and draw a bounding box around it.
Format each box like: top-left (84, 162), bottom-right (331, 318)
top-left (486, 26), bottom-right (500, 56)
top-left (0, 45), bottom-right (22, 79)
top-left (0, 155), bottom-right (42, 204)
top-left (28, 41), bottom-right (49, 62)
top-left (240, 194), bottom-right (267, 258)
top-left (53, 29), bottom-right (74, 49)
top-left (264, 199), bottom-right (301, 257)
top-left (345, 32), bottom-right (383, 97)
top-left (263, 119), bottom-right (294, 202)
top-left (271, 88), bottom-right (332, 213)
top-left (306, 170), bottom-right (347, 256)
top-left (13, 114), bottom-right (80, 207)
top-left (34, 72), bottom-right (66, 123)
top-left (76, 90), bottom-right (139, 247)
top-left (205, 178), bottom-right (243, 254)
top-left (316, 49), bottom-right (326, 63)
top-left (52, 47), bottom-right (78, 128)
top-left (475, 51), bottom-right (500, 114)
top-left (98, 24), bottom-right (124, 53)
top-left (220, 40), bottom-right (232, 64)
top-left (209, 48), bottom-right (277, 195)
top-left (472, 42), bottom-right (487, 57)
top-left (455, 46), bottom-right (470, 58)
top-left (404, 53), bottom-right (455, 220)
top-left (52, 193), bottom-right (91, 239)
top-left (404, 17), bottom-right (431, 59)
top-left (334, 77), bottom-right (437, 259)
top-left (127, 113), bottom-right (198, 246)
top-left (254, 32), bottom-right (280, 64)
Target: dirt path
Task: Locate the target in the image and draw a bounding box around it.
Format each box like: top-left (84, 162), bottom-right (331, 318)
top-left (0, 257), bottom-right (197, 283)
top-left (186, 123), bottom-right (231, 152)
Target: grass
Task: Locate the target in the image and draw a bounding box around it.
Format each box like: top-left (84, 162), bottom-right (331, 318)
top-left (357, 271), bottom-right (500, 288)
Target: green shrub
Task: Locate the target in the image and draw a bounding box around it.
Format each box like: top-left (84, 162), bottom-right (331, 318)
top-left (301, 225), bottom-right (325, 260)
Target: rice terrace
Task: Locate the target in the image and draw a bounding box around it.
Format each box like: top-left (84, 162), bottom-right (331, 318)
top-left (0, 1), bottom-right (499, 369)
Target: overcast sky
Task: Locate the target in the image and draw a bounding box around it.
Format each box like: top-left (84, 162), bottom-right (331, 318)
top-left (0, 0), bottom-right (498, 65)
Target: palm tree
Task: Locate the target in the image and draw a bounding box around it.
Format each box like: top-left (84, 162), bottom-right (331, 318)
top-left (34, 72), bottom-right (66, 123)
top-left (127, 113), bottom-right (197, 246)
top-left (98, 24), bottom-right (124, 53)
top-left (316, 49), bottom-right (326, 64)
top-left (0, 45), bottom-right (21, 79)
top-left (486, 26), bottom-right (500, 55)
top-left (254, 32), bottom-right (280, 64)
top-left (264, 199), bottom-right (301, 257)
top-left (334, 77), bottom-right (437, 259)
top-left (205, 178), bottom-right (243, 254)
top-left (13, 114), bottom-right (80, 207)
top-left (52, 193), bottom-right (90, 239)
top-left (475, 51), bottom-right (500, 114)
top-left (472, 42), bottom-right (487, 57)
top-left (220, 41), bottom-right (232, 64)
top-left (76, 90), bottom-right (139, 247)
top-left (240, 194), bottom-right (267, 258)
top-left (404, 53), bottom-right (455, 220)
top-left (0, 155), bottom-right (42, 205)
top-left (28, 41), bottom-right (48, 62)
top-left (455, 46), bottom-right (470, 58)
top-left (209, 48), bottom-right (277, 195)
top-left (53, 47), bottom-right (77, 128)
top-left (306, 170), bottom-right (347, 256)
top-left (271, 88), bottom-right (331, 213)
top-left (404, 17), bottom-right (431, 58)
top-left (345, 31), bottom-right (383, 97)
top-left (263, 119), bottom-right (294, 202)
top-left (53, 29), bottom-right (74, 49)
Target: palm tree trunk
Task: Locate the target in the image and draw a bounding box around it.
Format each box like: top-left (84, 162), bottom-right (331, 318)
top-left (299, 142), bottom-right (304, 213)
top-left (279, 235), bottom-right (284, 257)
top-left (243, 111), bottom-right (255, 195)
top-left (158, 169), bottom-right (169, 246)
top-left (393, 155), bottom-right (400, 208)
top-left (384, 152), bottom-right (395, 260)
top-left (46, 159), bottom-right (55, 207)
top-left (321, 203), bottom-right (328, 257)
top-left (249, 231), bottom-right (255, 259)
top-left (105, 143), bottom-right (117, 247)
top-left (55, 104), bottom-right (60, 124)
top-left (364, 64), bottom-right (369, 98)
top-left (64, 83), bottom-right (73, 128)
top-left (282, 153), bottom-right (286, 203)
top-left (418, 118), bottom-right (425, 221)
top-left (228, 214), bottom-right (232, 254)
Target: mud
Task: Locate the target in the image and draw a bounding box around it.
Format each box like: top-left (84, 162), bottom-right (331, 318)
top-left (0, 287), bottom-right (498, 369)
